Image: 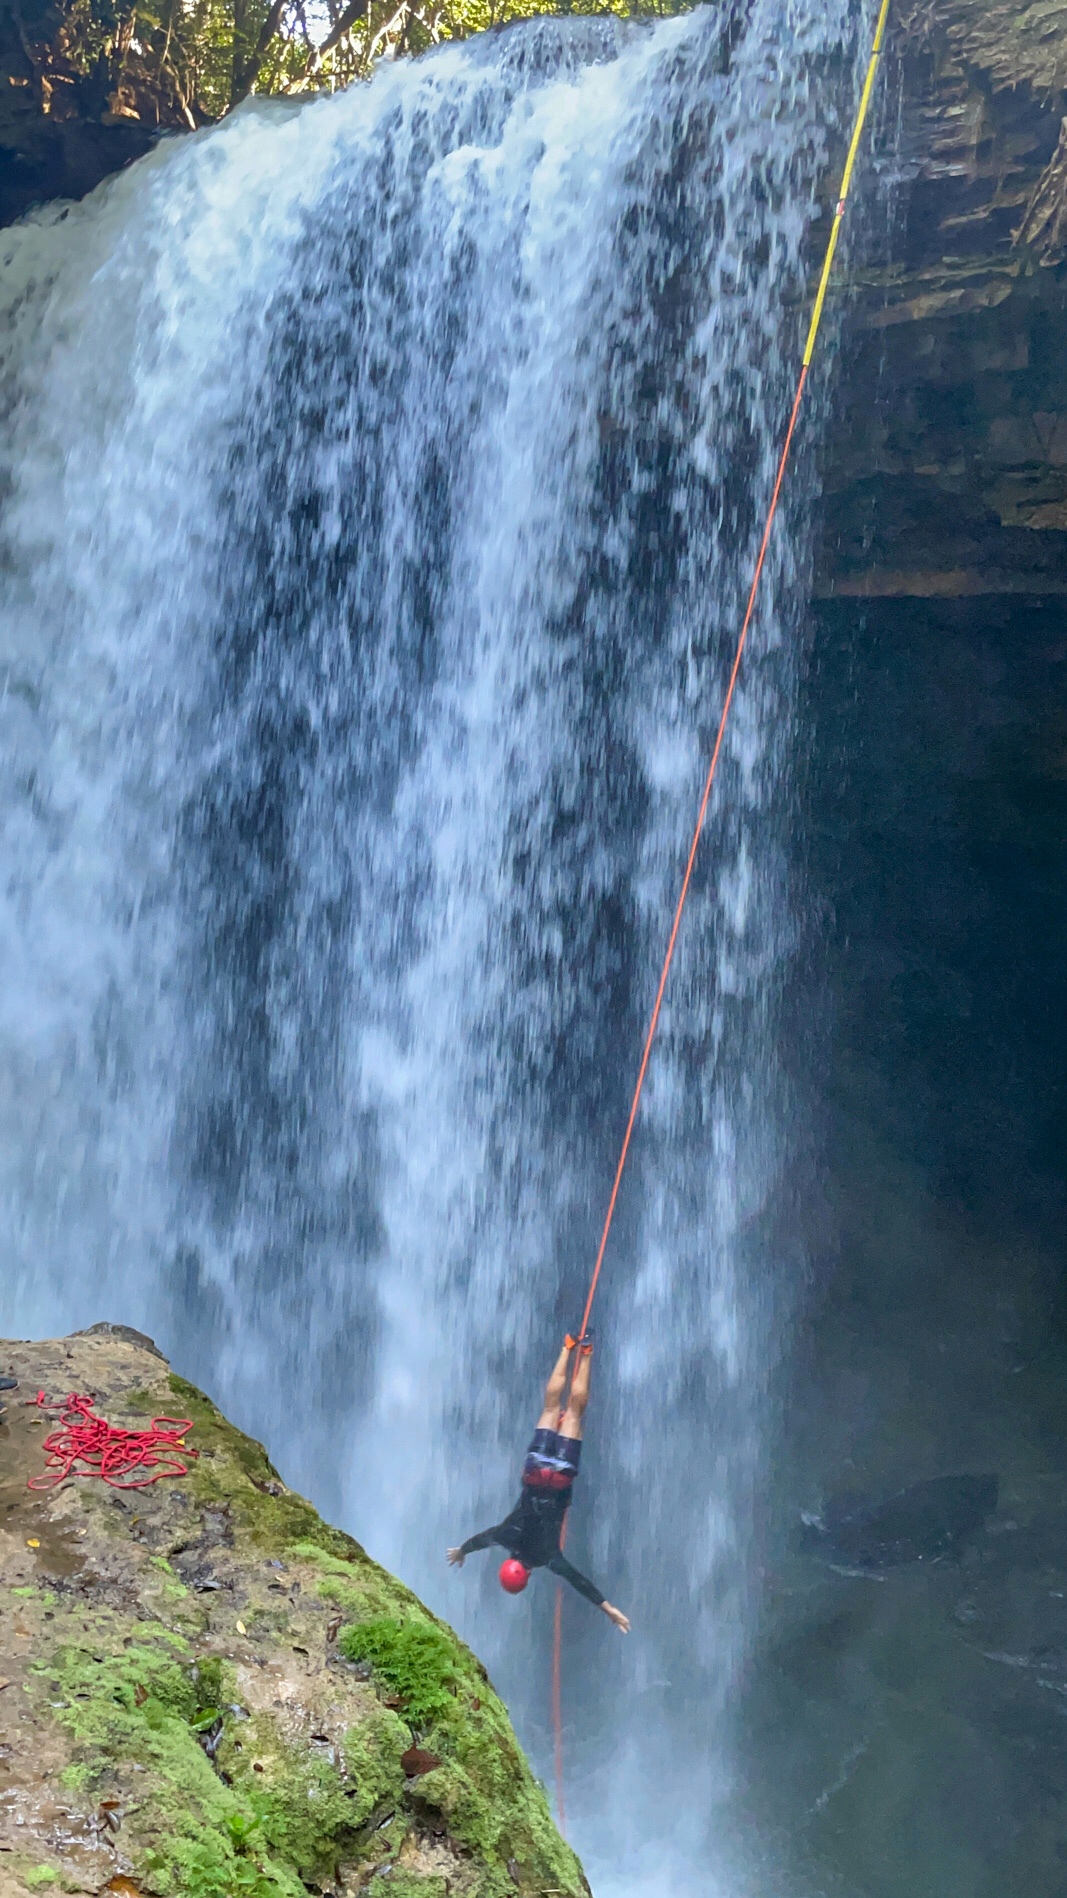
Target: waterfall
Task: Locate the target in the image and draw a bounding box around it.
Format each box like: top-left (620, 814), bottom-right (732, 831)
top-left (0, 2), bottom-right (862, 1887)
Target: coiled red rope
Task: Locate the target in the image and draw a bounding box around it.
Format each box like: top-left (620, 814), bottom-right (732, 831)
top-left (25, 1391), bottom-right (197, 1490)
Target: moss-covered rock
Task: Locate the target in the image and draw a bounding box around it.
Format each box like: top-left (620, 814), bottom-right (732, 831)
top-left (0, 1330), bottom-right (586, 1898)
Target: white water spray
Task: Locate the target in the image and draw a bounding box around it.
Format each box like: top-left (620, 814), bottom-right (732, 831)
top-left (0, 5), bottom-right (862, 1886)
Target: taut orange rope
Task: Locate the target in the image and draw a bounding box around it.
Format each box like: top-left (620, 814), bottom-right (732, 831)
top-left (550, 0), bottom-right (892, 1833)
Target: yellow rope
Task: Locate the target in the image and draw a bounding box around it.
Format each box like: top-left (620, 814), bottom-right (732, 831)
top-left (804, 0), bottom-right (892, 367)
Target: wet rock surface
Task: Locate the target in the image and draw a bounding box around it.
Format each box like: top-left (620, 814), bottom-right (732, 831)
top-left (818, 6), bottom-right (1067, 600)
top-left (0, 1332), bottom-right (584, 1898)
top-left (754, 1469), bottom-right (1067, 1898)
top-left (801, 1473), bottom-right (1000, 1571)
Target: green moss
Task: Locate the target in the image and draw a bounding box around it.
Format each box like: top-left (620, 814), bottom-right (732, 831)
top-left (35, 1628), bottom-right (417, 1894)
top-left (338, 1616), bottom-right (459, 1726)
top-left (166, 1375), bottom-right (372, 1563)
top-left (416, 1699), bottom-right (582, 1892)
top-left (36, 1641), bottom-right (306, 1897)
top-left (329, 1613), bottom-right (584, 1896)
top-left (24, 1869), bottom-right (59, 1890)
top-left (146, 1554), bottom-right (190, 1603)
top-left (340, 1707), bottom-right (410, 1823)
top-left (369, 1875), bottom-right (447, 1898)
top-left (215, 1703), bottom-right (409, 1880)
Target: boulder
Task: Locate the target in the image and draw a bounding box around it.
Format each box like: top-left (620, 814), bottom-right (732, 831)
top-left (0, 1331), bottom-right (585, 1898)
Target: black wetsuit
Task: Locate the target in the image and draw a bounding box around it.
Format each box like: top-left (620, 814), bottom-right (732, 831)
top-left (459, 1425), bottom-right (605, 1607)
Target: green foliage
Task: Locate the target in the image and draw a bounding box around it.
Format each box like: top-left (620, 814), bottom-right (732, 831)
top-left (6, 0), bottom-right (695, 149)
top-left (338, 1615), bottom-right (459, 1726)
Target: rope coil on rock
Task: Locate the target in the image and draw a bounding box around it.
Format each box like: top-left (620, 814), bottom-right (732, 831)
top-left (26, 1391), bottom-right (198, 1490)
top-left (551, 0), bottom-right (893, 1832)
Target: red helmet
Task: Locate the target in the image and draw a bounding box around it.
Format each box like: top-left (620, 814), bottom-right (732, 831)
top-left (499, 1558), bottom-right (530, 1594)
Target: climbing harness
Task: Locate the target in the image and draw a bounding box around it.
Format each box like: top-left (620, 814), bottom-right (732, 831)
top-left (550, 0), bottom-right (892, 1833)
top-left (25, 1391), bottom-right (197, 1490)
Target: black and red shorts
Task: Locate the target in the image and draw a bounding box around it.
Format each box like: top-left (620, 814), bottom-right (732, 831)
top-left (522, 1426), bottom-right (581, 1492)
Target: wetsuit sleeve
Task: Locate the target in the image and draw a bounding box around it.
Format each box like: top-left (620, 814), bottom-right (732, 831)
top-left (547, 1553), bottom-right (606, 1608)
top-left (459, 1526), bottom-right (507, 1556)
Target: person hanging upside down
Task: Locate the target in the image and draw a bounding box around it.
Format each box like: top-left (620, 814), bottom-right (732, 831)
top-left (447, 1334), bottom-right (630, 1632)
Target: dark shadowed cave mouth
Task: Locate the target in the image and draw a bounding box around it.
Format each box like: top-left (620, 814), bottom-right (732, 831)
top-left (1, 5), bottom-right (1067, 1896)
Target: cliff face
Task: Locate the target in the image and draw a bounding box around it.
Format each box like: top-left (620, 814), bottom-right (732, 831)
top-left (818, 4), bottom-right (1067, 597)
top-left (0, 1330), bottom-right (585, 1898)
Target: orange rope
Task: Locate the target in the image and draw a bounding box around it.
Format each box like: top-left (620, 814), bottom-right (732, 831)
top-left (550, 0), bottom-right (892, 1834)
top-left (552, 1567), bottom-right (567, 1831)
top-left (550, 374), bottom-right (806, 1839)
top-left (576, 364), bottom-right (808, 1351)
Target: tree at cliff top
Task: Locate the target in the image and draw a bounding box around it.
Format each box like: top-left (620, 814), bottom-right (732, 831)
top-left (4, 0), bottom-right (693, 132)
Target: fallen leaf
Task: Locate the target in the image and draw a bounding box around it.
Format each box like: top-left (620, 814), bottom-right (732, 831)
top-left (103, 1878), bottom-right (144, 1896)
top-left (401, 1744), bottom-right (442, 1777)
top-left (25, 1537), bottom-right (40, 1549)
top-left (0, 1679), bottom-right (10, 1692)
top-left (236, 1620), bottom-right (246, 1635)
top-left (134, 1684), bottom-right (148, 1706)
top-left (326, 1616), bottom-right (342, 1644)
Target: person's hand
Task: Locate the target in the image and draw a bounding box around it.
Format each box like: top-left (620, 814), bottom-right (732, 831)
top-left (447, 1547), bottom-right (466, 1568)
top-left (602, 1601), bottom-right (630, 1633)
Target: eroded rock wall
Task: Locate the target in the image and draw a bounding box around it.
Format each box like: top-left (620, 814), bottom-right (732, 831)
top-left (818, 4), bottom-right (1067, 597)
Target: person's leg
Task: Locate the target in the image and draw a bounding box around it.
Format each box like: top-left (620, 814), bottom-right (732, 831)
top-left (535, 1341), bottom-right (573, 1430)
top-left (559, 1342), bottom-right (592, 1441)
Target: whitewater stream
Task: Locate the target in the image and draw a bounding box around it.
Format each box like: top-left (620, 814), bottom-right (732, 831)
top-left (0, 3), bottom-right (867, 1887)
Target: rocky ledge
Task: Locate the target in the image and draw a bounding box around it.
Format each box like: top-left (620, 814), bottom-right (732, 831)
top-left (0, 1329), bottom-right (584, 1898)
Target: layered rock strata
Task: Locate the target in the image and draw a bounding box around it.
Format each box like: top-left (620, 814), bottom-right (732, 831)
top-left (818, 4), bottom-right (1067, 596)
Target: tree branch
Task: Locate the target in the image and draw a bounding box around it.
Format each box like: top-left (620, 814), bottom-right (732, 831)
top-left (233, 0), bottom-right (287, 102)
top-left (306, 0), bottom-right (365, 70)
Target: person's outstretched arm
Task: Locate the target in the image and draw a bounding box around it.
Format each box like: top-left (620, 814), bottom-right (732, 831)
top-left (447, 1526), bottom-right (505, 1565)
top-left (548, 1552), bottom-right (630, 1632)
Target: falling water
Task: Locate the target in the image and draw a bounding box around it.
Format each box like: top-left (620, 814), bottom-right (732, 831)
top-left (0, 2), bottom-right (863, 1887)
